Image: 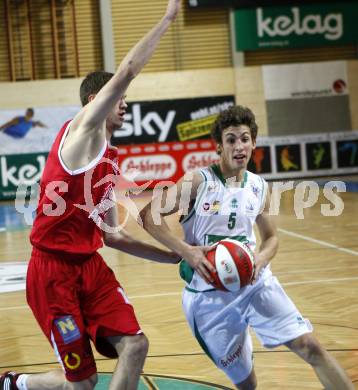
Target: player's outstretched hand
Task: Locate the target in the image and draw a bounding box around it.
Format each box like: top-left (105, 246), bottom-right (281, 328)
top-left (165, 0), bottom-right (181, 21)
top-left (185, 245), bottom-right (216, 284)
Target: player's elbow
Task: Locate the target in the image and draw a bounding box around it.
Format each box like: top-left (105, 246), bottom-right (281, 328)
top-left (271, 235), bottom-right (279, 255)
top-left (120, 62), bottom-right (138, 81)
top-left (103, 231), bottom-right (118, 248)
top-left (138, 206), bottom-right (153, 231)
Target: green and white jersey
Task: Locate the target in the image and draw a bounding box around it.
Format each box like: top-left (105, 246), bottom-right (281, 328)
top-left (180, 164), bottom-right (269, 292)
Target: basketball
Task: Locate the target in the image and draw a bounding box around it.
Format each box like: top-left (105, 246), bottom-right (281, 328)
top-left (206, 239), bottom-right (255, 292)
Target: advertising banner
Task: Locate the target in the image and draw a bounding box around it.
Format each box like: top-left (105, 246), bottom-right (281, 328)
top-left (0, 97), bottom-right (233, 200)
top-left (251, 131), bottom-right (358, 179)
top-left (117, 139), bottom-right (219, 187)
top-left (262, 61), bottom-right (352, 136)
top-left (119, 131), bottom-right (358, 188)
top-left (111, 96), bottom-right (235, 145)
top-left (0, 105), bottom-right (79, 200)
top-left (0, 106), bottom-right (80, 156)
top-left (0, 152), bottom-right (48, 200)
top-left (234, 3), bottom-right (358, 51)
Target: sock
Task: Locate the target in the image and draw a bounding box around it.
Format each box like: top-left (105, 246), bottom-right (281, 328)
top-left (16, 374), bottom-right (29, 390)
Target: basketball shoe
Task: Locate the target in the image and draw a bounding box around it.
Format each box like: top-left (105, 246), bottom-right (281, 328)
top-left (0, 372), bottom-right (19, 390)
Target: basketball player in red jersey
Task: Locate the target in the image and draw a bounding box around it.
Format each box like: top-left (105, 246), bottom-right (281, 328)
top-left (0, 1), bottom-right (188, 389)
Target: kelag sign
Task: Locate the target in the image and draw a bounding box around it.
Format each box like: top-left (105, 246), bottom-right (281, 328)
top-left (0, 153), bottom-right (47, 200)
top-left (235, 3), bottom-right (358, 50)
top-left (111, 96), bottom-right (235, 145)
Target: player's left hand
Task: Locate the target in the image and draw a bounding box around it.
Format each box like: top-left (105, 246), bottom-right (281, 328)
top-left (165, 0), bottom-right (181, 21)
top-left (251, 253), bottom-right (267, 284)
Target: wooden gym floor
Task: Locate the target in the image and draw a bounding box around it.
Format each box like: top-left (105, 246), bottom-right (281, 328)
top-left (0, 184), bottom-right (357, 389)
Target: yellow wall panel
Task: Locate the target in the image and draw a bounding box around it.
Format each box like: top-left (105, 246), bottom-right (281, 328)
top-left (112, 1), bottom-right (231, 72)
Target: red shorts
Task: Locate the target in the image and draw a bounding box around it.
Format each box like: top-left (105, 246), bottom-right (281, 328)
top-left (26, 247), bottom-right (142, 382)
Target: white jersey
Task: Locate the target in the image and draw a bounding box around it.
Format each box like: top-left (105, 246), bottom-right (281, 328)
top-left (180, 164), bottom-right (312, 384)
top-left (180, 164), bottom-right (269, 292)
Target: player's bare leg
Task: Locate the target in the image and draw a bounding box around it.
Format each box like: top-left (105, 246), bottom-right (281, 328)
top-left (107, 334), bottom-right (149, 390)
top-left (285, 333), bottom-right (354, 389)
top-left (235, 369), bottom-right (257, 390)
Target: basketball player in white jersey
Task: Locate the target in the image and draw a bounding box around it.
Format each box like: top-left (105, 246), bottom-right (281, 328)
top-left (140, 106), bottom-right (354, 389)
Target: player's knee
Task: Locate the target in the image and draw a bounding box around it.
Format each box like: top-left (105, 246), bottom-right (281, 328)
top-left (125, 334), bottom-right (149, 361)
top-left (87, 374), bottom-right (98, 388)
top-left (236, 370), bottom-right (257, 390)
top-left (289, 335), bottom-right (325, 366)
top-left (64, 374), bottom-right (98, 390)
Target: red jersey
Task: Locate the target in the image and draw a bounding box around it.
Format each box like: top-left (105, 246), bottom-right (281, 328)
top-left (30, 120), bottom-right (119, 255)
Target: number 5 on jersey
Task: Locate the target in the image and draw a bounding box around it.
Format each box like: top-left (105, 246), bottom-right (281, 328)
top-left (228, 212), bottom-right (236, 230)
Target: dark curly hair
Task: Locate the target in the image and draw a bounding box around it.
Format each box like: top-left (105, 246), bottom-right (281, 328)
top-left (79, 71), bottom-right (114, 106)
top-left (211, 105), bottom-right (258, 144)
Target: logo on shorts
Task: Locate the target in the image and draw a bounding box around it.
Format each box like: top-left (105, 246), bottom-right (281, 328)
top-left (55, 316), bottom-right (81, 344)
top-left (64, 352), bottom-right (81, 370)
top-left (219, 344), bottom-right (243, 368)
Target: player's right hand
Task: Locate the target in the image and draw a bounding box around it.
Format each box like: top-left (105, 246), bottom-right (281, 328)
top-left (184, 246), bottom-right (216, 284)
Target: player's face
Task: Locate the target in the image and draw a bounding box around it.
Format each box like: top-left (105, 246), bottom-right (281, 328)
top-left (219, 125), bottom-right (256, 173)
top-left (25, 110), bottom-right (34, 119)
top-left (109, 95), bottom-right (128, 128)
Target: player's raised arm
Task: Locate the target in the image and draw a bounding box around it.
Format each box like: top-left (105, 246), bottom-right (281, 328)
top-left (78, 0), bottom-right (181, 133)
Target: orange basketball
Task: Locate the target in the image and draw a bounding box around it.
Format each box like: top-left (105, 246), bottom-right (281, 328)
top-left (206, 239), bottom-right (255, 292)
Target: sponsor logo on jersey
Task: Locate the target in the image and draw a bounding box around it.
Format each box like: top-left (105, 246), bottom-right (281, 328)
top-left (231, 198), bottom-right (238, 209)
top-left (245, 200), bottom-right (256, 216)
top-left (251, 184), bottom-right (260, 197)
top-left (55, 316), bottom-right (81, 344)
top-left (207, 183), bottom-right (220, 193)
top-left (220, 344), bottom-right (243, 368)
top-left (211, 200), bottom-right (221, 214)
top-left (202, 200), bottom-right (221, 214)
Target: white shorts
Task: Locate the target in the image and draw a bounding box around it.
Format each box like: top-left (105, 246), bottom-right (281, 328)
top-left (182, 275), bottom-right (312, 384)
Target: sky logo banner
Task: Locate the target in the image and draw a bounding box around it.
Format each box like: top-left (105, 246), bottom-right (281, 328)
top-left (111, 96), bottom-right (234, 145)
top-left (235, 3), bottom-right (358, 51)
top-left (262, 61), bottom-right (351, 136)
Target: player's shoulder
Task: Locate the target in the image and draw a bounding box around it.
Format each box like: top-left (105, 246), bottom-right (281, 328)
top-left (245, 170), bottom-right (268, 199)
top-left (246, 170), bottom-right (266, 186)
